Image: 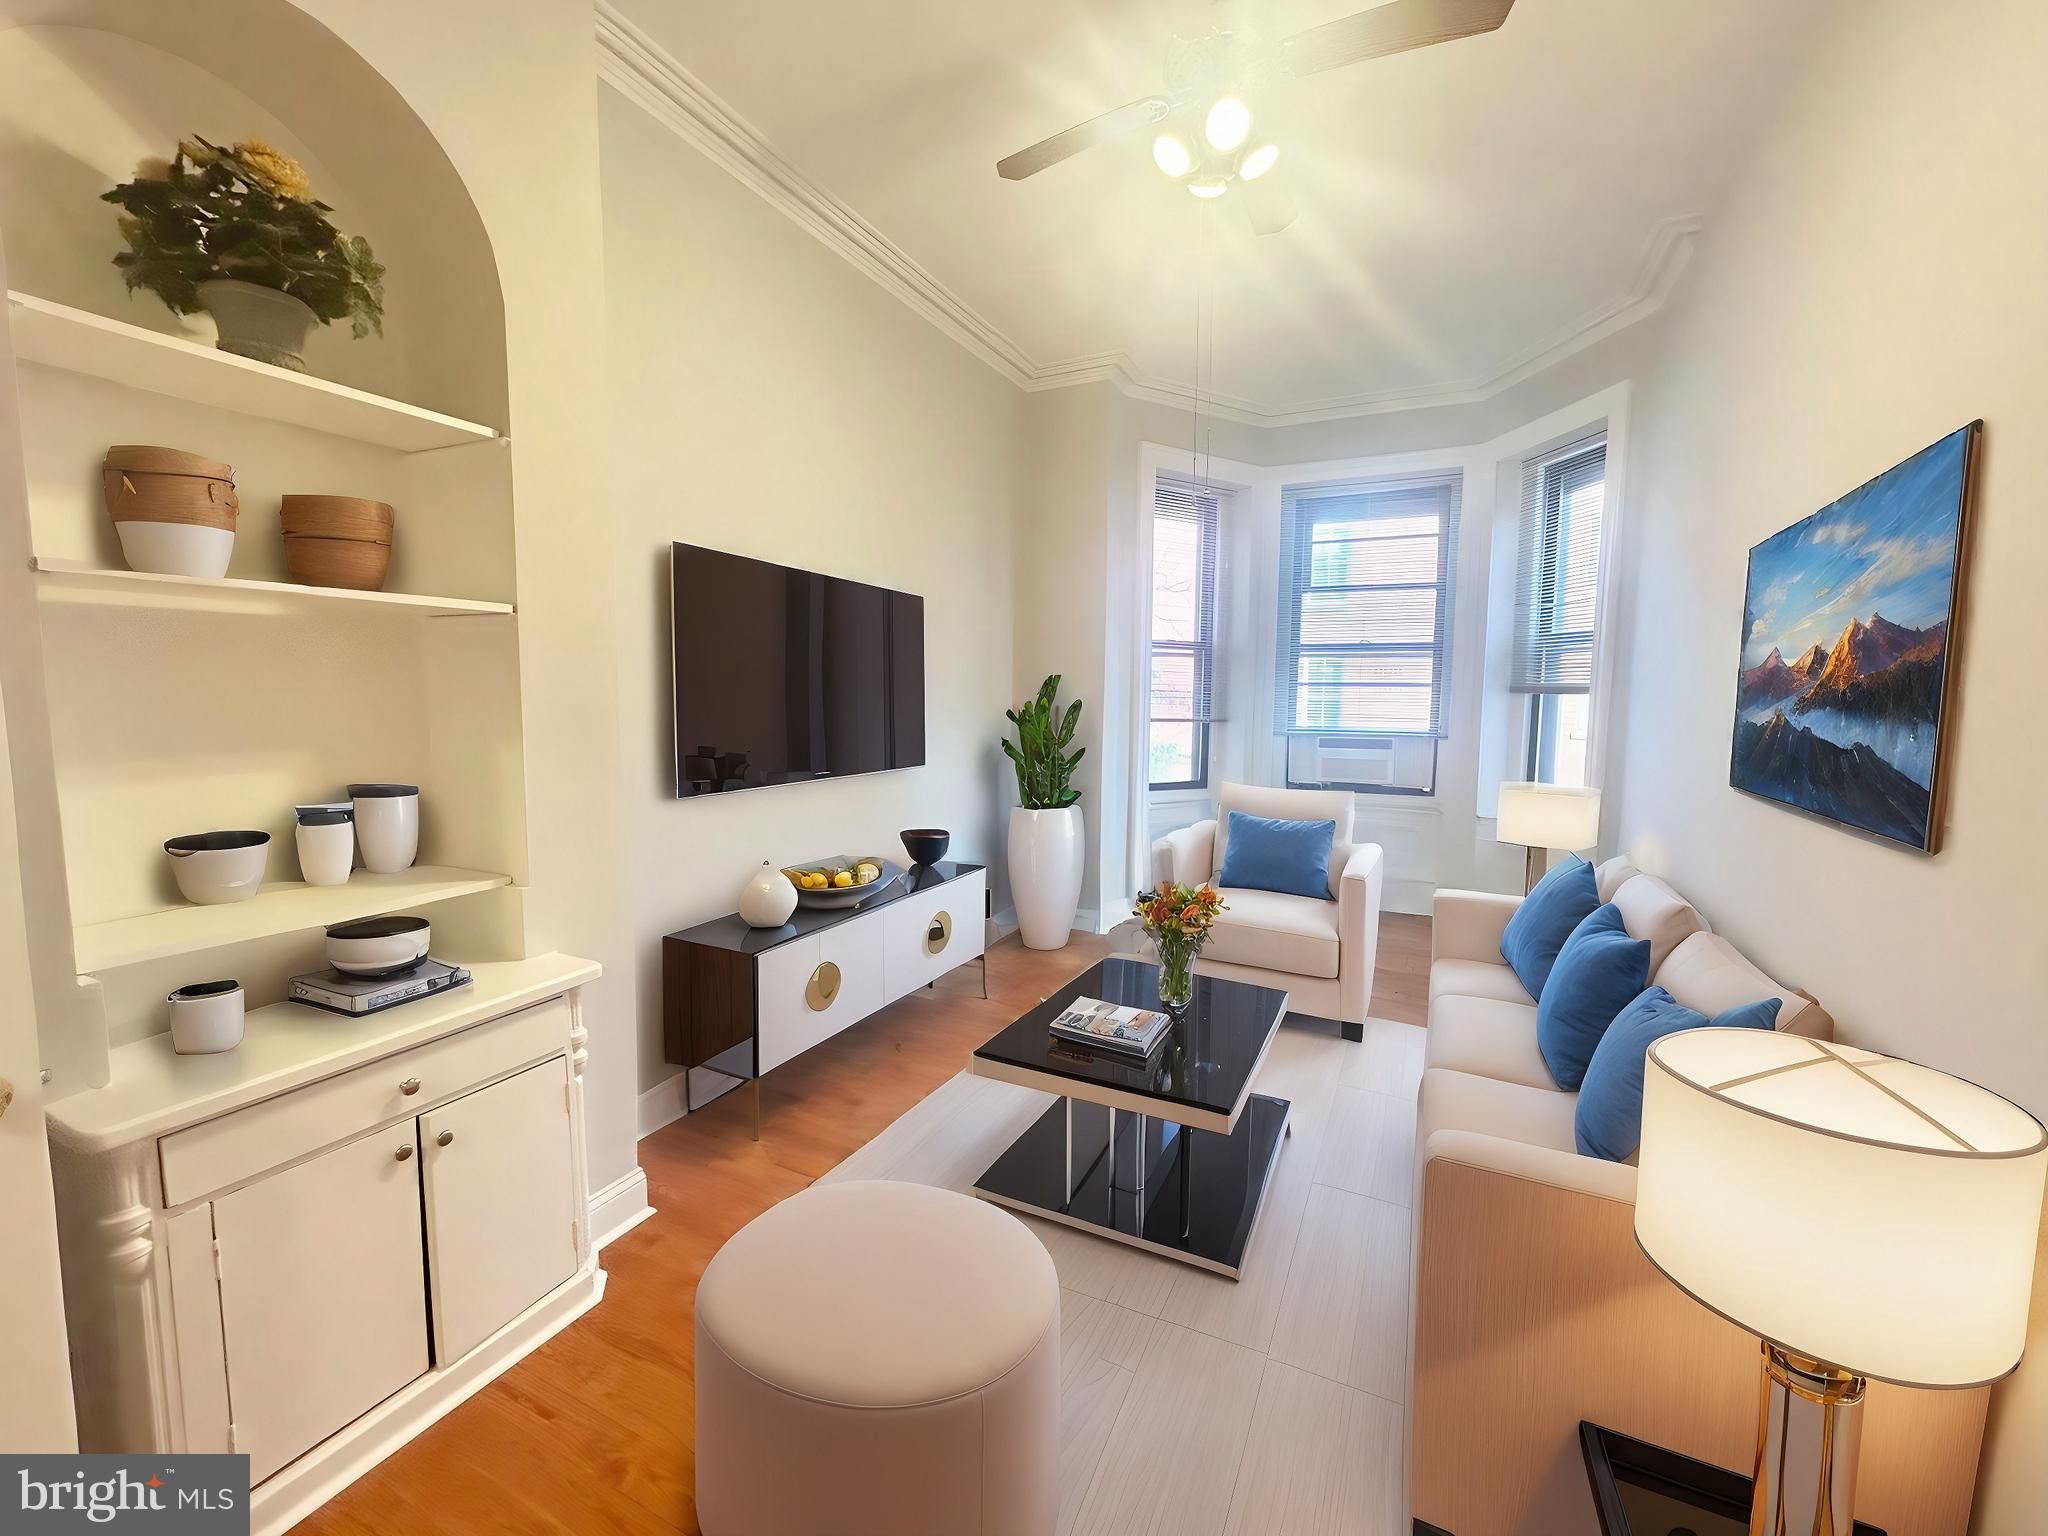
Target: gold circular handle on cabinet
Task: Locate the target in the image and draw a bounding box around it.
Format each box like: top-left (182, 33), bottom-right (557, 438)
top-left (924, 911), bottom-right (953, 956)
top-left (394, 1144), bottom-right (414, 1162)
top-left (806, 960), bottom-right (842, 1012)
top-left (399, 1077), bottom-right (422, 1096)
top-left (436, 1130), bottom-right (454, 1147)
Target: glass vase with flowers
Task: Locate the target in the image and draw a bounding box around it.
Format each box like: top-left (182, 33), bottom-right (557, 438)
top-left (1133, 880), bottom-right (1225, 1012)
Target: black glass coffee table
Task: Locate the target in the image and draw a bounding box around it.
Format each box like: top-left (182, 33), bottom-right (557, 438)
top-left (969, 956), bottom-right (1292, 1278)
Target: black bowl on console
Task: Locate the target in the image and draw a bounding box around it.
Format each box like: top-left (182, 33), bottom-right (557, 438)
top-left (901, 828), bottom-right (950, 868)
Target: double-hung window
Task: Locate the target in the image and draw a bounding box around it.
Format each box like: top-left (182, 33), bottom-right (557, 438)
top-left (1273, 473), bottom-right (1461, 792)
top-left (1148, 476), bottom-right (1223, 790)
top-left (1511, 433), bottom-right (1608, 786)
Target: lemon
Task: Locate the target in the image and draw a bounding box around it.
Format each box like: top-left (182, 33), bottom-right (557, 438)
top-left (832, 869), bottom-right (854, 889)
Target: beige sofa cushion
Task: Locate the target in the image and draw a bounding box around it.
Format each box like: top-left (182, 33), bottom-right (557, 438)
top-left (1428, 958), bottom-right (1534, 1008)
top-left (1594, 853), bottom-right (1641, 903)
top-left (1418, 1067), bottom-right (1580, 1158)
top-left (1424, 996), bottom-right (1554, 1091)
top-left (1655, 930), bottom-right (1822, 1036)
top-left (1206, 888), bottom-right (1341, 979)
top-left (1213, 782), bottom-right (1356, 897)
top-left (1610, 874), bottom-right (1704, 975)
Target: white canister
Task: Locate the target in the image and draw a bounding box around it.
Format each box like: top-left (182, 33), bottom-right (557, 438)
top-left (348, 782), bottom-right (419, 873)
top-left (295, 805), bottom-right (354, 886)
top-left (738, 859), bottom-right (798, 928)
top-left (167, 980), bottom-right (245, 1054)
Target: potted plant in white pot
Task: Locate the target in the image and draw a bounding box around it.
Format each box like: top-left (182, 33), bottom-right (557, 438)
top-left (102, 136), bottom-right (385, 373)
top-left (1001, 674), bottom-right (1086, 950)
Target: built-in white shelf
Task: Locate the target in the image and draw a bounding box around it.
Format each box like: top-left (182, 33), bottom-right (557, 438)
top-left (31, 558), bottom-right (514, 618)
top-left (6, 291), bottom-right (500, 454)
top-left (45, 952), bottom-right (600, 1151)
top-left (73, 866), bottom-right (513, 975)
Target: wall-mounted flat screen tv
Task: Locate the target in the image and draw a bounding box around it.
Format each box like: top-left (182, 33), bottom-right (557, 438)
top-left (669, 542), bottom-right (925, 797)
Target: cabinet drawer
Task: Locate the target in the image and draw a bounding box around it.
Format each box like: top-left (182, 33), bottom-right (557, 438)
top-left (158, 997), bottom-right (571, 1207)
top-left (756, 914), bottom-right (885, 1074)
top-left (884, 872), bottom-right (986, 1000)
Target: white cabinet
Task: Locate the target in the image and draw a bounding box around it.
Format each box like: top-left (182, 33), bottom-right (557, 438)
top-left (212, 1124), bottom-right (432, 1483)
top-left (420, 1059), bottom-right (578, 1362)
top-left (757, 920), bottom-right (889, 1074)
top-left (884, 869), bottom-right (987, 1001)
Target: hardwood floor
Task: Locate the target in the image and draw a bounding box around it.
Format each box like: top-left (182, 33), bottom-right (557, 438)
top-left (296, 913), bottom-right (1432, 1535)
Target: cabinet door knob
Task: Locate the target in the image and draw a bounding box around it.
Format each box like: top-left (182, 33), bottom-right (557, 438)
top-left (399, 1077), bottom-right (422, 1096)
top-left (394, 1144), bottom-right (415, 1161)
top-left (436, 1130), bottom-right (454, 1147)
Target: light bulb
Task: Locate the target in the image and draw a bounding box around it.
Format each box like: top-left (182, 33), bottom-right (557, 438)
top-left (1152, 133), bottom-right (1192, 179)
top-left (1238, 143), bottom-right (1280, 181)
top-left (1204, 97), bottom-right (1252, 153)
top-left (1188, 180), bottom-right (1228, 199)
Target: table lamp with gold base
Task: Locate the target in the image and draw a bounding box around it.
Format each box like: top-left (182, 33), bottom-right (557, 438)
top-left (1635, 1029), bottom-right (2046, 1536)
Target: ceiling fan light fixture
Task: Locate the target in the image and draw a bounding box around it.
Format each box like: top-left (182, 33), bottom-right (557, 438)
top-left (1238, 142), bottom-right (1280, 181)
top-left (1204, 96), bottom-right (1252, 152)
top-left (1151, 132), bottom-right (1193, 178)
top-left (1188, 179), bottom-right (1228, 199)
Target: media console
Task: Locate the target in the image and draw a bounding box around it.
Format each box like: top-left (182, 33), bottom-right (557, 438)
top-left (662, 861), bottom-right (988, 1128)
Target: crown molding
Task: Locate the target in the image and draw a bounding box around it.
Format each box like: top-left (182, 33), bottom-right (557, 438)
top-left (595, 3), bottom-right (1699, 429)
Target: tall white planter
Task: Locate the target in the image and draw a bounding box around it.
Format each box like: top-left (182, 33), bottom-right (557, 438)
top-left (1009, 806), bottom-right (1084, 951)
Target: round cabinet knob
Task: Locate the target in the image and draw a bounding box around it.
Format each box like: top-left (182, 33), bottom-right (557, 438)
top-left (399, 1077), bottom-right (422, 1096)
top-left (924, 910), bottom-right (953, 956)
top-left (394, 1144), bottom-right (415, 1162)
top-left (436, 1130), bottom-right (454, 1147)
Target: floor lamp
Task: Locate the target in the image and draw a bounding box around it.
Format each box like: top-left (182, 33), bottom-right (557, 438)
top-left (1495, 781), bottom-right (1601, 894)
top-left (1636, 1028), bottom-right (2046, 1535)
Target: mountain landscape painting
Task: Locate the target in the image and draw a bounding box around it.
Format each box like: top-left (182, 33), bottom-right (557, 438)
top-left (1730, 422), bottom-right (1979, 852)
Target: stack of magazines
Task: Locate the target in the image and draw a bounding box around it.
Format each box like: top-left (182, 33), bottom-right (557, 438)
top-left (1048, 996), bottom-right (1173, 1057)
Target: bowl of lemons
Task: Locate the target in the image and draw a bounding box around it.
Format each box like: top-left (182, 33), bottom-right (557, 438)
top-left (781, 854), bottom-right (902, 909)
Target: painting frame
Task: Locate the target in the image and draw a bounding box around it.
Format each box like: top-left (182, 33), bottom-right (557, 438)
top-left (1727, 420), bottom-right (1981, 855)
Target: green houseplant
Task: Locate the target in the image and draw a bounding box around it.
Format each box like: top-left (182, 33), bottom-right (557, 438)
top-left (102, 136), bottom-right (385, 372)
top-left (1003, 676), bottom-right (1088, 951)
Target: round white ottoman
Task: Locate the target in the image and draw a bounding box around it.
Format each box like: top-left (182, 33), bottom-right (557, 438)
top-left (694, 1179), bottom-right (1060, 1536)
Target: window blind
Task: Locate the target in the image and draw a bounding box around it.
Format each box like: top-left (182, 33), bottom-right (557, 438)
top-left (1149, 476), bottom-right (1223, 787)
top-left (1510, 433), bottom-right (1607, 694)
top-left (1273, 472), bottom-right (1461, 738)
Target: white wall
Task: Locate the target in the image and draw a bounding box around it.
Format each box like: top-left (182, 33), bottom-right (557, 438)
top-left (1603, 0), bottom-right (2048, 1525)
top-left (599, 91), bottom-right (1022, 1122)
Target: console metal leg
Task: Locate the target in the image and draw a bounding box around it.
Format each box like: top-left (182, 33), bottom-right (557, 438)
top-left (979, 952), bottom-right (990, 1000)
top-left (1063, 1097), bottom-right (1073, 1209)
top-left (751, 1077), bottom-right (761, 1142)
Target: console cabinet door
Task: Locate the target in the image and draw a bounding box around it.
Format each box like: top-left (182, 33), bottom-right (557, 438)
top-left (419, 1058), bottom-right (578, 1363)
top-left (213, 1125), bottom-right (431, 1484)
top-left (884, 872), bottom-right (987, 999)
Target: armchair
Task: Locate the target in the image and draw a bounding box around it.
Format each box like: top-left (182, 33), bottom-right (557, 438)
top-left (1149, 783), bottom-right (1384, 1037)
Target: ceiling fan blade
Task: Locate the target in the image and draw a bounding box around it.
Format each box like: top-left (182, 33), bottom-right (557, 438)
top-left (1241, 178), bottom-right (1299, 237)
top-left (1280, 0), bottom-right (1514, 77)
top-left (997, 97), bottom-right (1170, 180)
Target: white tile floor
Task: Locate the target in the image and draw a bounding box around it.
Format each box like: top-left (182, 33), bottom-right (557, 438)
top-left (818, 1016), bottom-right (1428, 1536)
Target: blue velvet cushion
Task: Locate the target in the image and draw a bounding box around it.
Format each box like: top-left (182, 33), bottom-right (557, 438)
top-left (1498, 854), bottom-right (1599, 999)
top-left (1534, 904), bottom-right (1652, 1092)
top-left (1575, 988), bottom-right (1783, 1161)
top-left (1216, 812), bottom-right (1337, 901)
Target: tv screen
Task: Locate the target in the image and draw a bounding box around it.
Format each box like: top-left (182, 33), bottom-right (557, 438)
top-left (669, 543), bottom-right (925, 797)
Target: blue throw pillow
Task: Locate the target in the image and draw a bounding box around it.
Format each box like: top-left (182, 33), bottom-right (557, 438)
top-left (1535, 904), bottom-right (1651, 1092)
top-left (1575, 988), bottom-right (1782, 1161)
top-left (1216, 812), bottom-right (1336, 901)
top-left (1499, 855), bottom-right (1599, 999)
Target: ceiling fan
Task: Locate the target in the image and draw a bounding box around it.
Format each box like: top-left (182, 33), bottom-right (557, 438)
top-left (995, 0), bottom-right (1516, 235)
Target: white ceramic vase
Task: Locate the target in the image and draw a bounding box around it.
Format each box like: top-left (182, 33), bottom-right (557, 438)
top-left (198, 279), bottom-right (318, 372)
top-left (1008, 805), bottom-right (1084, 951)
top-left (738, 859), bottom-right (798, 928)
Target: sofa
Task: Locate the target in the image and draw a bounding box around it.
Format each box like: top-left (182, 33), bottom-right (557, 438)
top-left (1150, 782), bottom-right (1384, 1037)
top-left (1410, 853), bottom-right (1989, 1536)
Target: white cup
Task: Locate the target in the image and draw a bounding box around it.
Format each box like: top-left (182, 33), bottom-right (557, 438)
top-left (295, 806), bottom-right (355, 886)
top-left (348, 783), bottom-right (419, 874)
top-left (168, 980), bottom-right (245, 1054)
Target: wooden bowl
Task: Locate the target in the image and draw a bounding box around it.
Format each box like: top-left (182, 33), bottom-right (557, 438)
top-left (280, 495), bottom-right (394, 590)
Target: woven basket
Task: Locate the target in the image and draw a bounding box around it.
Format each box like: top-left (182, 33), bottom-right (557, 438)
top-left (102, 445), bottom-right (238, 531)
top-left (280, 495), bottom-right (393, 591)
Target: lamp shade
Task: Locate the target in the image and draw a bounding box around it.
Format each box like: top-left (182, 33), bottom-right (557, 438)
top-left (1495, 781), bottom-right (1601, 852)
top-left (1636, 1028), bottom-right (2047, 1387)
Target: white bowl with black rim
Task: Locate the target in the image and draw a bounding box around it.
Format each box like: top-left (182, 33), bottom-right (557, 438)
top-left (324, 914), bottom-right (431, 978)
top-left (164, 830), bottom-right (270, 904)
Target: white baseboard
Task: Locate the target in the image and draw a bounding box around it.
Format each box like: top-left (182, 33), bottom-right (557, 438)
top-left (990, 908), bottom-right (1019, 939)
top-left (250, 1263), bottom-right (605, 1536)
top-left (990, 907), bottom-right (1107, 938)
top-left (638, 1068), bottom-right (691, 1137)
top-left (588, 1166), bottom-right (654, 1250)
top-left (1384, 877), bottom-right (1435, 916)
